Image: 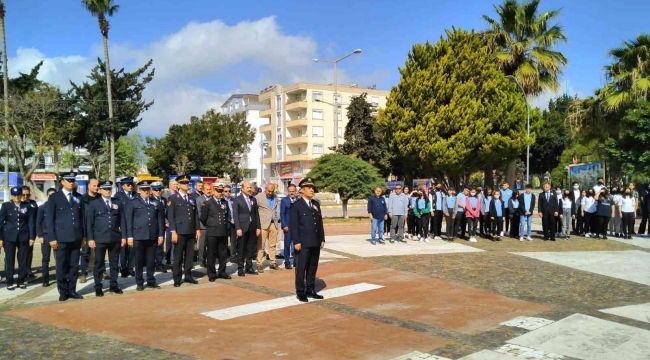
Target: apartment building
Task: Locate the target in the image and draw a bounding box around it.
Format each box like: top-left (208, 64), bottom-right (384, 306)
top-left (258, 82), bottom-right (389, 193)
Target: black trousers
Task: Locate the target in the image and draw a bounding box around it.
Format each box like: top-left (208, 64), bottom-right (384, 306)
top-left (408, 210), bottom-right (417, 236)
top-left (120, 244), bottom-right (135, 273)
top-left (295, 246), bottom-right (320, 295)
top-left (456, 211), bottom-right (466, 238)
top-left (79, 242), bottom-right (91, 275)
top-left (622, 212), bottom-right (635, 236)
top-left (55, 240), bottom-right (82, 296)
top-left (482, 214), bottom-right (491, 237)
top-left (510, 215), bottom-right (521, 238)
top-left (41, 241), bottom-right (52, 278)
top-left (173, 234), bottom-right (196, 283)
top-left (237, 227), bottom-right (257, 270)
top-left (135, 240), bottom-right (157, 285)
top-left (26, 243), bottom-right (34, 274)
top-left (206, 236), bottom-right (228, 278)
top-left (445, 214), bottom-right (456, 238)
top-left (155, 231), bottom-right (165, 268)
top-left (198, 229), bottom-right (207, 263)
top-left (583, 212), bottom-right (593, 234)
top-left (491, 216), bottom-right (503, 236)
top-left (419, 213), bottom-right (430, 237)
top-left (541, 214), bottom-right (556, 239)
top-left (229, 226), bottom-right (237, 259)
top-left (597, 216), bottom-right (610, 236)
top-left (94, 242), bottom-right (120, 290)
top-left (165, 228), bottom-right (174, 264)
top-left (504, 208), bottom-right (511, 232)
top-left (573, 213), bottom-right (584, 234)
top-left (3, 241), bottom-right (27, 286)
top-left (432, 210), bottom-right (443, 236)
top-left (638, 205), bottom-right (648, 234)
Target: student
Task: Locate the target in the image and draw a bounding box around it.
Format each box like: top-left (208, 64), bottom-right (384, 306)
top-left (577, 190), bottom-right (587, 236)
top-left (560, 189), bottom-right (576, 240)
top-left (489, 190), bottom-right (505, 241)
top-left (413, 188), bottom-right (432, 242)
top-left (442, 188), bottom-right (457, 241)
top-left (570, 181), bottom-right (583, 235)
top-left (583, 189), bottom-right (598, 237)
top-left (481, 188), bottom-right (493, 238)
top-left (555, 186), bottom-right (563, 238)
top-left (609, 187), bottom-right (623, 237)
top-left (465, 188), bottom-right (480, 243)
top-left (407, 190), bottom-right (419, 239)
top-left (593, 189), bottom-right (614, 239)
top-left (403, 186), bottom-right (411, 235)
top-left (431, 182), bottom-right (444, 240)
top-left (500, 182), bottom-right (513, 236)
top-left (620, 188), bottom-right (636, 239)
top-left (519, 184), bottom-right (536, 241)
top-left (477, 186), bottom-right (485, 236)
top-left (456, 186), bottom-right (469, 239)
top-left (509, 190), bottom-right (521, 239)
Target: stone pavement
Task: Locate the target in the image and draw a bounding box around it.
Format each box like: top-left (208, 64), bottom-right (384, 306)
top-left (1, 231), bottom-right (650, 359)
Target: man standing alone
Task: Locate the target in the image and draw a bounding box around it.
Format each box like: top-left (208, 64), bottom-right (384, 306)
top-left (387, 184), bottom-right (409, 243)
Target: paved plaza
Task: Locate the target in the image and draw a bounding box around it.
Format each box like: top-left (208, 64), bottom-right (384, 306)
top-left (1, 232), bottom-right (650, 359)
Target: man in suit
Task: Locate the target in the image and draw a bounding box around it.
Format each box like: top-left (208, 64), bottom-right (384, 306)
top-left (538, 183), bottom-right (559, 241)
top-left (255, 183), bottom-right (281, 272)
top-left (20, 186), bottom-right (38, 278)
top-left (0, 186), bottom-right (36, 290)
top-left (163, 179), bottom-right (178, 265)
top-left (125, 181), bottom-right (165, 291)
top-left (86, 181), bottom-right (127, 297)
top-left (195, 182), bottom-right (209, 267)
top-left (115, 176), bottom-right (135, 277)
top-left (291, 178), bottom-right (325, 302)
top-left (223, 185), bottom-right (237, 263)
top-left (45, 172), bottom-right (85, 301)
top-left (167, 175), bottom-right (201, 287)
top-left (79, 178), bottom-right (99, 283)
top-left (151, 182), bottom-right (168, 273)
top-left (232, 181), bottom-right (261, 277)
top-left (38, 188), bottom-right (57, 287)
top-left (200, 183), bottom-right (232, 281)
top-left (280, 184), bottom-right (297, 269)
top-left (570, 181), bottom-right (583, 235)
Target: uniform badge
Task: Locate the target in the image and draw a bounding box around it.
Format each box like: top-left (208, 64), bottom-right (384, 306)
top-left (30, 204), bottom-right (36, 208)
top-left (20, 208), bottom-right (26, 214)
top-left (112, 204), bottom-right (119, 210)
top-left (189, 200), bottom-right (194, 205)
top-left (312, 204), bottom-right (318, 210)
top-left (167, 201), bottom-right (172, 207)
top-left (176, 194), bottom-right (180, 198)
top-left (221, 204), bottom-right (226, 209)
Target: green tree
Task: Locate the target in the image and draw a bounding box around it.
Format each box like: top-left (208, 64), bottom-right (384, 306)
top-left (605, 101), bottom-right (650, 176)
top-left (377, 28), bottom-right (528, 189)
top-left (60, 151), bottom-right (84, 172)
top-left (82, 0), bottom-right (120, 184)
top-left (602, 34), bottom-right (650, 110)
top-left (525, 95), bottom-right (571, 175)
top-left (306, 153), bottom-right (385, 218)
top-left (337, 93), bottom-right (392, 177)
top-left (114, 130), bottom-right (143, 177)
top-left (481, 0), bottom-right (568, 185)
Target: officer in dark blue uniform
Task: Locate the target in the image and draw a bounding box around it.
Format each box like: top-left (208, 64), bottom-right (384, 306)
top-left (115, 176), bottom-right (135, 277)
top-left (21, 186), bottom-right (39, 278)
top-left (0, 187), bottom-right (36, 290)
top-left (126, 181), bottom-right (165, 291)
top-left (167, 174), bottom-right (201, 287)
top-left (151, 181), bottom-right (168, 273)
top-left (45, 172), bottom-right (85, 301)
top-left (86, 181), bottom-right (127, 297)
top-left (200, 183), bottom-right (232, 281)
top-left (290, 178), bottom-right (325, 302)
top-left (37, 187), bottom-right (57, 287)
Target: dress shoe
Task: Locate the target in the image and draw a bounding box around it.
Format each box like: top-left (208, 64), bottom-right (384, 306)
top-left (306, 291), bottom-right (324, 300)
top-left (129, 270), bottom-right (136, 277)
top-left (59, 294), bottom-right (68, 302)
top-left (108, 288), bottom-right (123, 294)
top-left (257, 265), bottom-right (265, 273)
top-left (69, 292), bottom-right (84, 300)
top-left (42, 281), bottom-right (50, 287)
top-left (217, 274), bottom-right (232, 280)
top-left (209, 277), bottom-right (216, 282)
top-left (184, 278), bottom-right (199, 284)
top-left (285, 264), bottom-right (293, 270)
top-left (95, 289), bottom-right (104, 297)
top-left (173, 283), bottom-right (181, 287)
top-left (276, 254), bottom-right (284, 259)
top-left (136, 285), bottom-right (145, 291)
top-left (26, 272), bottom-right (36, 279)
top-left (6, 285), bottom-right (15, 291)
top-left (229, 256), bottom-right (238, 263)
top-left (296, 294), bottom-right (308, 302)
top-left (120, 272), bottom-right (129, 278)
top-left (237, 270), bottom-right (245, 277)
top-left (19, 284), bottom-right (27, 289)
top-left (269, 264), bottom-right (281, 270)
top-left (245, 268), bottom-right (258, 275)
top-left (79, 275), bottom-right (87, 284)
top-left (147, 283), bottom-right (161, 289)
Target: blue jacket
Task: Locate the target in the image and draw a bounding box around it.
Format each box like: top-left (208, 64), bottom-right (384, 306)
top-left (45, 190), bottom-right (84, 243)
top-left (280, 196), bottom-right (295, 229)
top-left (86, 197), bottom-right (127, 243)
top-left (36, 204), bottom-right (47, 238)
top-left (289, 198), bottom-right (325, 247)
top-left (0, 201), bottom-right (36, 242)
top-left (126, 195), bottom-right (165, 241)
top-left (367, 195), bottom-right (388, 219)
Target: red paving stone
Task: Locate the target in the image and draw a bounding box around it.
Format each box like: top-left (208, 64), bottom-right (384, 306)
top-left (240, 261), bottom-right (548, 335)
top-left (9, 281), bottom-right (449, 360)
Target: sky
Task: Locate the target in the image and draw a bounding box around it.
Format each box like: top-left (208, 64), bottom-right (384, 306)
top-left (4, 0), bottom-right (648, 137)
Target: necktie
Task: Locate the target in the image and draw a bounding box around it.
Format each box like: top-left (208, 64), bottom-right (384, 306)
top-left (184, 195), bottom-right (188, 203)
top-left (546, 192), bottom-right (549, 201)
top-left (68, 192), bottom-right (73, 205)
top-left (106, 200), bottom-right (111, 212)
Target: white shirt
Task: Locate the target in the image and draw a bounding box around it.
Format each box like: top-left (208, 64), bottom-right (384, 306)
top-left (583, 197), bottom-right (597, 213)
top-left (621, 197), bottom-right (636, 213)
top-left (102, 196), bottom-right (112, 208)
top-left (562, 198), bottom-right (573, 209)
top-left (593, 185), bottom-right (605, 194)
top-left (573, 189), bottom-right (581, 200)
top-left (303, 197), bottom-right (314, 208)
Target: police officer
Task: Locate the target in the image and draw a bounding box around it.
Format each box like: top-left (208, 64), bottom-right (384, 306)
top-left (45, 172), bottom-right (85, 301)
top-left (37, 188), bottom-right (57, 287)
top-left (126, 181), bottom-right (165, 291)
top-left (115, 176), bottom-right (135, 277)
top-left (167, 175), bottom-right (201, 287)
top-left (151, 181), bottom-right (168, 273)
top-left (0, 186), bottom-right (36, 290)
top-left (200, 183), bottom-right (232, 281)
top-left (21, 186), bottom-right (38, 278)
top-left (86, 181), bottom-right (127, 297)
top-left (290, 178), bottom-right (325, 302)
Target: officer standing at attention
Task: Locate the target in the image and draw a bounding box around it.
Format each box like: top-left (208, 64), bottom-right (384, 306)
top-left (126, 181), bottom-right (165, 291)
top-left (86, 181), bottom-right (127, 297)
top-left (45, 172), bottom-right (85, 301)
top-left (151, 182), bottom-right (168, 273)
top-left (290, 178), bottom-right (325, 302)
top-left (167, 175), bottom-right (201, 287)
top-left (0, 186), bottom-right (36, 290)
top-left (115, 177), bottom-right (135, 278)
top-left (79, 178), bottom-right (99, 284)
top-left (21, 186), bottom-right (38, 278)
top-left (37, 188), bottom-right (57, 287)
top-left (200, 183), bottom-right (232, 281)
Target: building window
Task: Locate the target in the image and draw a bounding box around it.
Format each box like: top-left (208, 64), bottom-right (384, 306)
top-left (277, 134), bottom-right (282, 143)
top-left (334, 93), bottom-right (341, 104)
top-left (298, 147), bottom-right (303, 154)
top-left (276, 95), bottom-right (282, 110)
top-left (313, 144), bottom-right (323, 154)
top-left (276, 146), bottom-right (282, 160)
top-left (312, 91), bottom-right (323, 102)
top-left (276, 111), bottom-right (282, 126)
top-left (312, 126), bottom-right (323, 137)
top-left (337, 128), bottom-right (343, 138)
top-left (337, 111), bottom-right (342, 121)
top-left (312, 109), bottom-right (323, 120)
top-left (235, 102), bottom-right (240, 110)
top-left (229, 104), bottom-right (232, 112)
top-left (371, 96), bottom-right (379, 107)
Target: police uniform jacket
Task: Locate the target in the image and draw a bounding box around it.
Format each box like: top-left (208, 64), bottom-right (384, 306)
top-left (26, 199), bottom-right (38, 228)
top-left (114, 191), bottom-right (133, 208)
top-left (86, 197), bottom-right (127, 243)
top-left (0, 201), bottom-right (36, 243)
top-left (200, 197), bottom-right (231, 237)
top-left (82, 193), bottom-right (100, 238)
top-left (45, 190), bottom-right (84, 243)
top-left (126, 195), bottom-right (165, 241)
top-left (36, 204), bottom-right (47, 238)
top-left (166, 191), bottom-right (200, 235)
top-left (289, 198), bottom-right (325, 248)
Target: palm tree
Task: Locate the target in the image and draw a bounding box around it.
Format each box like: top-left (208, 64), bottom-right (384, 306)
top-left (82, 0), bottom-right (119, 185)
top-left (602, 34), bottom-right (650, 110)
top-left (481, 0), bottom-right (568, 186)
top-left (0, 0), bottom-right (9, 201)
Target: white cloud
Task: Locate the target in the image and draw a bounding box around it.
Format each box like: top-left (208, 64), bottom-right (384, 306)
top-left (9, 48), bottom-right (94, 90)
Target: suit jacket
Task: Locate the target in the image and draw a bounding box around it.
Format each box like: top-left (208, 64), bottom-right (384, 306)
top-left (289, 198), bottom-right (325, 248)
top-left (538, 191), bottom-right (558, 215)
top-left (255, 193), bottom-right (279, 229)
top-left (0, 201), bottom-right (36, 242)
top-left (45, 190), bottom-right (84, 243)
top-left (86, 197), bottom-right (127, 243)
top-left (280, 196), bottom-right (296, 229)
top-left (36, 204), bottom-right (47, 238)
top-left (195, 194), bottom-right (207, 230)
top-left (200, 197), bottom-right (231, 237)
top-left (126, 195), bottom-right (165, 241)
top-left (232, 193), bottom-right (261, 233)
top-left (518, 193), bottom-right (537, 214)
top-left (82, 193), bottom-right (100, 238)
top-left (167, 191), bottom-right (200, 235)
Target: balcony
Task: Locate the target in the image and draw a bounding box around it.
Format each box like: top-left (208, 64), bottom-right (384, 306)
top-left (260, 108), bottom-right (272, 118)
top-left (285, 136), bottom-right (308, 145)
top-left (260, 123), bottom-right (273, 133)
top-left (286, 118), bottom-right (308, 128)
top-left (286, 154), bottom-right (309, 161)
top-left (285, 98), bottom-right (307, 111)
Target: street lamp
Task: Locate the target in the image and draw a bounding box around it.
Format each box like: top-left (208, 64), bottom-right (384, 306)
top-left (233, 153), bottom-right (241, 187)
top-left (506, 75), bottom-right (530, 185)
top-left (312, 49), bottom-right (362, 150)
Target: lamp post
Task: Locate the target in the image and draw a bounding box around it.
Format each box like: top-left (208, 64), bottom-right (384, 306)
top-left (259, 141), bottom-right (268, 186)
top-left (506, 75), bottom-right (530, 185)
top-left (313, 49), bottom-right (362, 150)
top-left (233, 153), bottom-right (241, 189)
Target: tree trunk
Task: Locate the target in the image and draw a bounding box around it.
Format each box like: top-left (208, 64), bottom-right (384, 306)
top-left (484, 163), bottom-right (494, 188)
top-left (342, 198), bottom-right (349, 219)
top-left (103, 34), bottom-right (115, 188)
top-left (505, 159), bottom-right (516, 188)
top-left (1, 15), bottom-right (10, 202)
